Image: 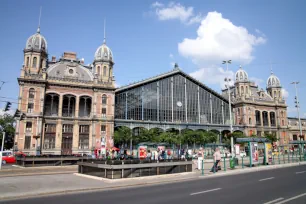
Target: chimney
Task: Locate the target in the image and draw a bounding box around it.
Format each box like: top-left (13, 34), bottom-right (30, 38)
top-left (81, 58), bottom-right (84, 64)
top-left (63, 52), bottom-right (77, 60)
top-left (51, 56), bottom-right (56, 62)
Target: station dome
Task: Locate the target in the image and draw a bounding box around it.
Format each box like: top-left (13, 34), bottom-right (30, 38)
top-left (235, 66), bottom-right (248, 82)
top-left (267, 73), bottom-right (281, 88)
top-left (25, 27), bottom-right (47, 52)
top-left (94, 43), bottom-right (113, 62)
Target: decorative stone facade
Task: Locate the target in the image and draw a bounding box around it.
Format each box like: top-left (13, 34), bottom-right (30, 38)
top-left (15, 27), bottom-right (115, 155)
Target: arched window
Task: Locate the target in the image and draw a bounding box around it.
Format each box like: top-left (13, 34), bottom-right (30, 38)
top-left (282, 120), bottom-right (285, 126)
top-left (103, 66), bottom-right (107, 76)
top-left (281, 111), bottom-right (284, 118)
top-left (26, 57), bottom-right (29, 67)
top-left (102, 94), bottom-right (107, 105)
top-left (97, 66), bottom-right (100, 75)
top-left (33, 57), bottom-right (37, 68)
top-left (249, 118), bottom-right (252, 125)
top-left (255, 110), bottom-right (261, 125)
top-left (274, 91), bottom-right (277, 98)
top-left (262, 111), bottom-right (269, 126)
top-left (237, 108), bottom-right (240, 116)
top-left (29, 88), bottom-right (35, 99)
top-left (270, 112), bottom-right (276, 126)
top-left (241, 86), bottom-right (244, 94)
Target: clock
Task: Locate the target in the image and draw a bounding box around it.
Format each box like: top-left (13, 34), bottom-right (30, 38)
top-left (177, 101), bottom-right (182, 107)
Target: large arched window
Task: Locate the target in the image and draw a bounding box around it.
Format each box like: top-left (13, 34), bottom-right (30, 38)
top-left (262, 111), bottom-right (269, 126)
top-left (255, 110), bottom-right (261, 125)
top-left (29, 88), bottom-right (35, 99)
top-left (103, 66), bottom-right (107, 76)
top-left (33, 57), bottom-right (37, 68)
top-left (102, 94), bottom-right (107, 105)
top-left (249, 118), bottom-right (252, 125)
top-left (270, 112), bottom-right (276, 126)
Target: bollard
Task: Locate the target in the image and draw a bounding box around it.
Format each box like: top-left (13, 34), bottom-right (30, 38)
top-left (242, 156), bottom-right (244, 169)
top-left (201, 159), bottom-right (204, 176)
top-left (223, 156), bottom-right (226, 172)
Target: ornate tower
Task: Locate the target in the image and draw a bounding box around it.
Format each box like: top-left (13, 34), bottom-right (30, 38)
top-left (266, 72), bottom-right (282, 100)
top-left (22, 26), bottom-right (48, 76)
top-left (93, 22), bottom-right (114, 86)
top-left (234, 66), bottom-right (250, 98)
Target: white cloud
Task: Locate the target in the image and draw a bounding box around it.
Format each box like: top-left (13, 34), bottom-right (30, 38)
top-left (151, 1), bottom-right (164, 8)
top-left (179, 12), bottom-right (266, 87)
top-left (190, 66), bottom-right (234, 88)
top-left (281, 88), bottom-right (289, 99)
top-left (178, 12), bottom-right (266, 65)
top-left (255, 29), bottom-right (266, 37)
top-left (151, 2), bottom-right (202, 25)
top-left (169, 53), bottom-right (174, 58)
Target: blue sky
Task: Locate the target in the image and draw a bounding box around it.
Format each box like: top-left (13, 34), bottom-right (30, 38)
top-left (0, 0), bottom-right (305, 117)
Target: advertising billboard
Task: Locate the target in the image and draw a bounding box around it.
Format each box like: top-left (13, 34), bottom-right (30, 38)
top-left (265, 143), bottom-right (273, 165)
top-left (250, 142), bottom-right (259, 165)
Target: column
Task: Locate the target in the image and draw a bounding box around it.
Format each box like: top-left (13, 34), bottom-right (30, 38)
top-left (197, 86), bottom-right (200, 124)
top-left (222, 102), bottom-right (225, 125)
top-left (125, 92), bottom-right (128, 120)
top-left (184, 78), bottom-right (188, 122)
top-left (72, 122), bottom-right (79, 152)
top-left (141, 87), bottom-right (144, 121)
top-left (157, 81), bottom-right (160, 122)
top-left (260, 111), bottom-right (263, 127)
top-left (268, 111), bottom-right (271, 127)
top-left (210, 94), bottom-right (213, 124)
top-left (75, 96), bottom-right (80, 117)
top-left (58, 95), bottom-right (63, 117)
top-left (171, 77), bottom-right (174, 122)
top-left (55, 120), bottom-right (62, 151)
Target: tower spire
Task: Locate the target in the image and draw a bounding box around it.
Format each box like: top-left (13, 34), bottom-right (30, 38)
top-left (103, 18), bottom-right (106, 44)
top-left (270, 60), bottom-right (273, 75)
top-left (37, 7), bottom-right (42, 33)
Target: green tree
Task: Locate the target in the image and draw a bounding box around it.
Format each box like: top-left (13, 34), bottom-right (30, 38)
top-left (0, 113), bottom-right (15, 149)
top-left (265, 133), bottom-right (277, 143)
top-left (114, 126), bottom-right (132, 147)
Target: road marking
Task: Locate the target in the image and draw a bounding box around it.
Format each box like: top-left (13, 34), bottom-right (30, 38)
top-left (263, 197), bottom-right (284, 204)
top-left (190, 188), bottom-right (221, 196)
top-left (275, 192), bottom-right (306, 204)
top-left (259, 177), bottom-right (275, 182)
top-left (296, 171), bottom-right (306, 174)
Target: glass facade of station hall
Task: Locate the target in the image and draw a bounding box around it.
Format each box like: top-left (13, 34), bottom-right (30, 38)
top-left (115, 72), bottom-right (231, 125)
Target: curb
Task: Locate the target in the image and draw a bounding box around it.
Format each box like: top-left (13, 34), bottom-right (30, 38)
top-left (0, 171), bottom-right (76, 178)
top-left (1, 162), bottom-right (305, 201)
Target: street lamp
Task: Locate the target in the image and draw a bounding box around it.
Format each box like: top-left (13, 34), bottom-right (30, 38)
top-left (223, 60), bottom-right (234, 158)
top-left (291, 82), bottom-right (303, 142)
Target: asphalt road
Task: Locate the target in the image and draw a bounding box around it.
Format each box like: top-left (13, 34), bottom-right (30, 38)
top-left (3, 165), bottom-right (306, 204)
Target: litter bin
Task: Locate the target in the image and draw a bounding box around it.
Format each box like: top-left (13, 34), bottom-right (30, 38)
top-left (230, 158), bottom-right (239, 169)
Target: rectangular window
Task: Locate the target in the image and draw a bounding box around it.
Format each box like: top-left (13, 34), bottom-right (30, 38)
top-left (102, 108), bottom-right (106, 116)
top-left (27, 103), bottom-right (34, 113)
top-left (24, 136), bottom-right (31, 149)
top-left (62, 124), bottom-right (73, 133)
top-left (79, 125), bottom-right (89, 133)
top-left (26, 122), bottom-right (32, 132)
top-left (101, 125), bottom-right (106, 133)
top-left (45, 124), bottom-right (56, 133)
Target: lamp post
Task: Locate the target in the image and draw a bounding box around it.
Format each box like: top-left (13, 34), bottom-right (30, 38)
top-left (291, 82), bottom-right (303, 153)
top-left (223, 60), bottom-right (234, 158)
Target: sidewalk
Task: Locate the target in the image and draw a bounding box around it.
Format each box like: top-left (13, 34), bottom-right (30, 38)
top-left (1, 161), bottom-right (306, 201)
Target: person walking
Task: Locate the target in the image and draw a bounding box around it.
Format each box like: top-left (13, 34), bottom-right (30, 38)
top-left (211, 148), bottom-right (221, 172)
top-left (147, 150), bottom-right (151, 160)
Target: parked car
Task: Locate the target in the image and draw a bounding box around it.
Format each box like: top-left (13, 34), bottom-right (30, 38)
top-left (1, 151), bottom-right (16, 164)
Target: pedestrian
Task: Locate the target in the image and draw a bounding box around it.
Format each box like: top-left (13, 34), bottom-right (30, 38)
top-left (147, 150), bottom-right (151, 160)
top-left (210, 148), bottom-right (221, 172)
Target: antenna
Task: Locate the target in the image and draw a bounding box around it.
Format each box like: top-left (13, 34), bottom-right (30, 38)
top-left (103, 18), bottom-right (106, 44)
top-left (37, 7), bottom-right (42, 33)
top-left (270, 60), bottom-right (273, 74)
